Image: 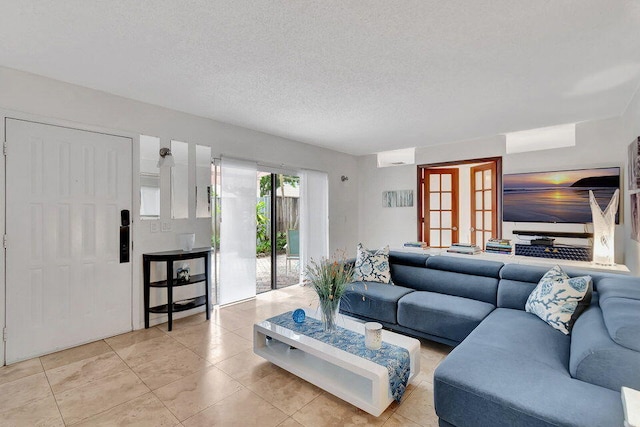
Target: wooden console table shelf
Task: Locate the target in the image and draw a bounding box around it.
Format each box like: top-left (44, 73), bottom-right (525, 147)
top-left (143, 248), bottom-right (212, 331)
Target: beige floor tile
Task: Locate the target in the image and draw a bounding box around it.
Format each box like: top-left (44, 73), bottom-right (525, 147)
top-left (167, 321), bottom-right (230, 349)
top-left (394, 381), bottom-right (437, 426)
top-left (160, 312), bottom-right (211, 330)
top-left (188, 332), bottom-right (252, 364)
top-left (416, 352), bottom-right (445, 384)
top-left (132, 347), bottom-right (211, 390)
top-left (115, 335), bottom-right (186, 368)
top-left (105, 327), bottom-right (166, 351)
top-left (277, 417), bottom-right (304, 427)
top-left (182, 388), bottom-right (288, 427)
top-left (153, 365), bottom-right (244, 421)
top-left (0, 394), bottom-right (63, 427)
top-left (382, 412), bottom-right (423, 427)
top-left (215, 348), bottom-right (280, 386)
top-left (0, 372), bottom-right (52, 413)
top-left (248, 369), bottom-right (322, 416)
top-left (0, 358), bottom-right (43, 386)
top-left (210, 308), bottom-right (257, 331)
top-left (46, 351), bottom-right (128, 393)
top-left (291, 392), bottom-right (388, 427)
top-left (55, 368), bottom-right (149, 425)
top-left (73, 393), bottom-right (179, 427)
top-left (231, 325), bottom-right (254, 341)
top-left (40, 341), bottom-right (112, 370)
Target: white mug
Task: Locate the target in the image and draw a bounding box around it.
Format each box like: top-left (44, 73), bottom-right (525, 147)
top-left (365, 322), bottom-right (383, 350)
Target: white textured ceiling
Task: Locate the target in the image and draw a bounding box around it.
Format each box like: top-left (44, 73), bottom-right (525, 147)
top-left (1, 1), bottom-right (640, 155)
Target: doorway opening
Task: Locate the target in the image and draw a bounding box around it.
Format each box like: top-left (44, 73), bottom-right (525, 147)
top-left (417, 157), bottom-right (502, 249)
top-left (256, 172), bottom-right (300, 294)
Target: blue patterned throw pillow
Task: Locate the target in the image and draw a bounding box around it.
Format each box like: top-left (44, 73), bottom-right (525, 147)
top-left (525, 265), bottom-right (592, 335)
top-left (353, 243), bottom-right (392, 284)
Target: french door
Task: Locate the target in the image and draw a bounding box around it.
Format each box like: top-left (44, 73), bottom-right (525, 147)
top-left (470, 162), bottom-right (498, 249)
top-left (5, 118), bottom-right (132, 363)
top-left (421, 168), bottom-right (459, 248)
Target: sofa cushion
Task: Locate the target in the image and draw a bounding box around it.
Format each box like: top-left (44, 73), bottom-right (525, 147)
top-left (340, 281), bottom-right (413, 324)
top-left (434, 308), bottom-right (624, 427)
top-left (397, 291), bottom-right (494, 343)
top-left (427, 255), bottom-right (503, 278)
top-left (525, 265), bottom-right (592, 335)
top-left (570, 305), bottom-right (640, 391)
top-left (597, 277), bottom-right (640, 300)
top-left (399, 257), bottom-right (500, 304)
top-left (500, 263), bottom-right (619, 292)
top-left (597, 278), bottom-right (640, 351)
top-left (497, 279), bottom-right (537, 310)
top-left (600, 297), bottom-right (640, 352)
top-left (389, 251), bottom-right (429, 267)
top-left (353, 244), bottom-right (392, 284)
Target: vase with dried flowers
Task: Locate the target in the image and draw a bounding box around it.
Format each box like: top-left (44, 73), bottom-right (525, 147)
top-left (305, 254), bottom-right (354, 332)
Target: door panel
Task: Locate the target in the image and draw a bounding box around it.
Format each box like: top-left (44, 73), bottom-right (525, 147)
top-left (422, 168), bottom-right (459, 247)
top-left (470, 162), bottom-right (497, 249)
top-left (5, 119), bottom-right (132, 363)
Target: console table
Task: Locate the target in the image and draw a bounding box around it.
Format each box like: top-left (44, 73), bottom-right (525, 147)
top-left (143, 248), bottom-right (212, 331)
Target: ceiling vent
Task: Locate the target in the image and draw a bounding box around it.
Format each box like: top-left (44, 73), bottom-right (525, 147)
top-left (377, 148), bottom-right (415, 168)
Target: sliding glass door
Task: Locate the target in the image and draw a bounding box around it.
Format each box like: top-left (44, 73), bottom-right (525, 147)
top-left (256, 172), bottom-right (300, 293)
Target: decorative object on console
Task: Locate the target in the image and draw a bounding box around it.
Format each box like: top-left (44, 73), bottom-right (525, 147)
top-left (353, 243), bottom-right (392, 284)
top-left (447, 243), bottom-right (481, 254)
top-left (403, 241), bottom-right (429, 249)
top-left (305, 253), bottom-right (354, 332)
top-left (525, 265), bottom-right (592, 335)
top-left (176, 264), bottom-right (190, 283)
top-left (503, 167), bottom-right (620, 223)
top-left (365, 322), bottom-right (383, 350)
top-left (179, 233), bottom-right (195, 252)
top-left (590, 189), bottom-right (619, 265)
top-left (292, 308), bottom-right (306, 324)
top-left (485, 238), bottom-right (512, 254)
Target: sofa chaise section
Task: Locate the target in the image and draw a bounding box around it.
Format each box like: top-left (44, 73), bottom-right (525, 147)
top-left (434, 308), bottom-right (624, 427)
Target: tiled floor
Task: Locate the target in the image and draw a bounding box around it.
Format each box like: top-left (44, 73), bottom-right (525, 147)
top-left (0, 285), bottom-right (451, 426)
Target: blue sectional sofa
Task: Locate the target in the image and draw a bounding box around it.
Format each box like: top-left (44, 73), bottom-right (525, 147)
top-left (340, 251), bottom-right (640, 427)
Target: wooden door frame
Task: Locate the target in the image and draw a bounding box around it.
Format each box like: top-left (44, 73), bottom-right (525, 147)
top-left (417, 156), bottom-right (503, 242)
top-left (470, 162), bottom-right (498, 247)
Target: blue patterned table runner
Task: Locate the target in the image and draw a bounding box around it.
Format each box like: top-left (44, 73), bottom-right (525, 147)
top-left (266, 311), bottom-right (411, 402)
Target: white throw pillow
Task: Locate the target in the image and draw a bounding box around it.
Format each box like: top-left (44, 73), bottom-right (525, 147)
top-left (353, 243), bottom-right (392, 284)
top-left (525, 265), bottom-right (592, 335)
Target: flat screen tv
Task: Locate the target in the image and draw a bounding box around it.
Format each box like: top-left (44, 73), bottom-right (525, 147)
top-left (503, 167), bottom-right (620, 224)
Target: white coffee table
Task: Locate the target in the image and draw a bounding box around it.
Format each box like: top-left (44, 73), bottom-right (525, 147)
top-left (253, 309), bottom-right (421, 416)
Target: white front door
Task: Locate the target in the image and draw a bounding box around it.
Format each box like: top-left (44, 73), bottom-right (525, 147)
top-left (5, 118), bottom-right (133, 363)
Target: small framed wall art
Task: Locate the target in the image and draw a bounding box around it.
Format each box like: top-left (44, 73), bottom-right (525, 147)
top-left (383, 190), bottom-right (414, 208)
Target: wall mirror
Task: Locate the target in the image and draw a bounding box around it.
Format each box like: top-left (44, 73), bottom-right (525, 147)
top-left (171, 140), bottom-right (189, 219)
top-left (196, 145), bottom-right (212, 218)
top-left (140, 135), bottom-right (160, 219)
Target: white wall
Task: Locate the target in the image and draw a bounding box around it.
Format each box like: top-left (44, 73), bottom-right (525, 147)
top-left (0, 66), bottom-right (359, 329)
top-left (358, 113), bottom-right (640, 274)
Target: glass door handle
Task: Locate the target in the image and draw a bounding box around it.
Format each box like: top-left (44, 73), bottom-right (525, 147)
top-left (452, 226), bottom-right (458, 231)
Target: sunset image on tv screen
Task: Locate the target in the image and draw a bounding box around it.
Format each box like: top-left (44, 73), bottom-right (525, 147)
top-left (503, 167), bottom-right (620, 223)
